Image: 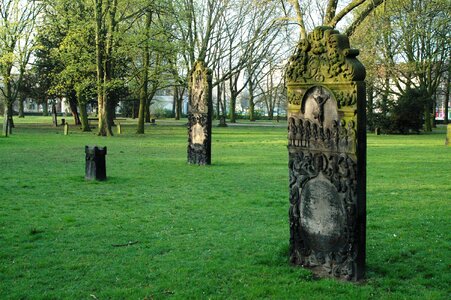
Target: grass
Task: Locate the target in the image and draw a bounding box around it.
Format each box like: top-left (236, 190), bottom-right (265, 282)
top-left (0, 117), bottom-right (449, 299)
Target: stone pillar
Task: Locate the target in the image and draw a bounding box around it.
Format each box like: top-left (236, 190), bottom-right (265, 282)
top-left (285, 27), bottom-right (366, 281)
top-left (64, 123), bottom-right (69, 135)
top-left (187, 61), bottom-right (213, 165)
top-left (85, 146), bottom-right (107, 181)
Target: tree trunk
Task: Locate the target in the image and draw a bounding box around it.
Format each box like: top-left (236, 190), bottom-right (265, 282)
top-left (137, 78), bottom-right (148, 133)
top-left (172, 85), bottom-right (177, 118)
top-left (249, 76), bottom-right (255, 121)
top-left (229, 93), bottom-right (237, 123)
top-left (18, 97), bottom-right (25, 118)
top-left (7, 103), bottom-right (14, 129)
top-left (176, 86), bottom-right (184, 120)
top-left (216, 82), bottom-right (221, 119)
top-left (42, 98), bottom-right (48, 116)
top-left (444, 70), bottom-right (450, 124)
top-left (52, 103), bottom-right (58, 127)
top-left (2, 106), bottom-right (10, 137)
top-left (424, 101), bottom-right (432, 132)
top-left (432, 97), bottom-right (437, 128)
top-left (95, 0), bottom-right (115, 137)
top-left (108, 99), bottom-right (116, 125)
top-left (68, 90), bottom-right (81, 125)
top-left (222, 82), bottom-right (227, 120)
top-left (79, 103), bottom-right (91, 132)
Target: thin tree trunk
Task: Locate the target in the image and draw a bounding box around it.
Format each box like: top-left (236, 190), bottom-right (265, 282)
top-left (137, 84), bottom-right (147, 133)
top-left (8, 103), bottom-right (14, 129)
top-left (52, 103), bottom-right (58, 127)
top-left (222, 82), bottom-right (227, 119)
top-left (445, 69), bottom-right (450, 124)
top-left (176, 86), bottom-right (184, 120)
top-left (172, 85), bottom-right (177, 118)
top-left (42, 97), bottom-right (48, 116)
top-left (68, 90), bottom-right (81, 125)
top-left (216, 81), bottom-right (221, 119)
top-left (79, 103), bottom-right (91, 132)
top-left (229, 92), bottom-right (237, 123)
top-left (18, 97), bottom-right (25, 118)
top-left (424, 101), bottom-right (432, 132)
top-left (2, 106), bottom-right (10, 137)
top-left (249, 78), bottom-right (255, 122)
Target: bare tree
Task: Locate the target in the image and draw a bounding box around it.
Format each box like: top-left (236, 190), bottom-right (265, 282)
top-left (284, 0), bottom-right (385, 38)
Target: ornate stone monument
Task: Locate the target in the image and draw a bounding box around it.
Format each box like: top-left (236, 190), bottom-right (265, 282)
top-left (188, 61), bottom-right (212, 165)
top-left (285, 27), bottom-right (366, 281)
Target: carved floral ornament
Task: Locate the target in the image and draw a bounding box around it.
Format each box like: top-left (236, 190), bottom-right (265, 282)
top-left (286, 26), bottom-right (365, 84)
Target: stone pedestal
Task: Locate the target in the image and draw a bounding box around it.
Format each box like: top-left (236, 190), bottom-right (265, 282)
top-left (286, 27), bottom-right (366, 281)
top-left (85, 146), bottom-right (107, 181)
top-left (187, 61), bottom-right (212, 165)
top-left (64, 123), bottom-right (69, 135)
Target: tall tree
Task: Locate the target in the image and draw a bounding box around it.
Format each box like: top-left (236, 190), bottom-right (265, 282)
top-left (0, 0), bottom-right (41, 136)
top-left (352, 0), bottom-right (450, 132)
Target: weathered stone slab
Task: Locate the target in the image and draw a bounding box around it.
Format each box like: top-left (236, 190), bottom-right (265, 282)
top-left (85, 146), bottom-right (107, 181)
top-left (286, 26), bottom-right (366, 281)
top-left (187, 61), bottom-right (213, 165)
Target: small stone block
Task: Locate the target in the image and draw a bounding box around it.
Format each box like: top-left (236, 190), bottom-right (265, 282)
top-left (117, 123), bottom-right (122, 135)
top-left (64, 123), bottom-right (69, 135)
top-left (85, 146), bottom-right (107, 181)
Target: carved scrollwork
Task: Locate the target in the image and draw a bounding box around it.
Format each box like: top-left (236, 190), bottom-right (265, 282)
top-left (286, 26), bottom-right (365, 84)
top-left (288, 148), bottom-right (358, 279)
top-left (288, 90), bottom-right (303, 105)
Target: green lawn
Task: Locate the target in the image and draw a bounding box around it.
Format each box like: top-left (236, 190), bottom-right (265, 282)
top-left (0, 117), bottom-right (449, 299)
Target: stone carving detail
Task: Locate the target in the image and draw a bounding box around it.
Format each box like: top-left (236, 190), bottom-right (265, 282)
top-left (286, 27), bottom-right (365, 84)
top-left (188, 61), bottom-right (212, 165)
top-left (286, 27), bottom-right (366, 281)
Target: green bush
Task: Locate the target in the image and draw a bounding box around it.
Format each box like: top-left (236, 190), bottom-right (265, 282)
top-left (390, 88), bottom-right (428, 134)
top-left (370, 88), bottom-right (428, 134)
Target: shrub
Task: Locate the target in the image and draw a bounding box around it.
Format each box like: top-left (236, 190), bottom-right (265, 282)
top-left (369, 88), bottom-right (428, 134)
top-left (390, 88), bottom-right (428, 134)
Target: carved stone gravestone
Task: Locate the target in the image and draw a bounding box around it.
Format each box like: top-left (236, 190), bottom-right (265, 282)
top-left (285, 27), bottom-right (366, 281)
top-left (85, 146), bottom-right (107, 181)
top-left (188, 61), bottom-right (212, 165)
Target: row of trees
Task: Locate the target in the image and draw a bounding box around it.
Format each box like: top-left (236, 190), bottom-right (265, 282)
top-left (1, 0), bottom-right (295, 136)
top-left (1, 0), bottom-right (449, 136)
top-left (351, 0), bottom-right (450, 132)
